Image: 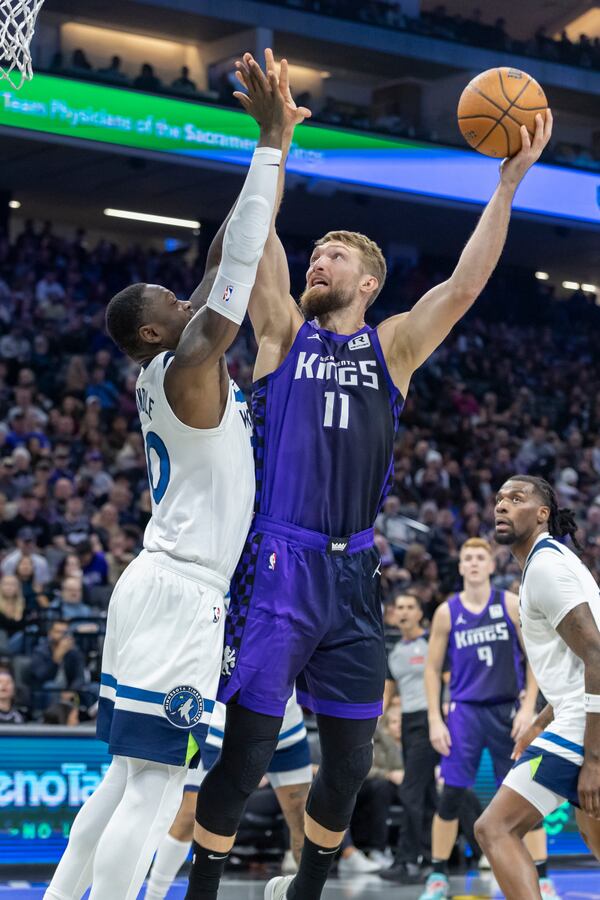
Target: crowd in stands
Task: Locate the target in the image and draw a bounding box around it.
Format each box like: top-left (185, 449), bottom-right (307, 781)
top-left (42, 45), bottom-right (600, 173)
top-left (0, 219), bottom-right (599, 731)
top-left (270, 1), bottom-right (600, 70)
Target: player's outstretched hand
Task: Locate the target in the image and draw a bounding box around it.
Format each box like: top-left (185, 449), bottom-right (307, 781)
top-left (429, 719), bottom-right (452, 756)
top-left (234, 48), bottom-right (311, 135)
top-left (511, 721), bottom-right (542, 761)
top-left (500, 109), bottom-right (553, 190)
top-left (578, 759), bottom-right (600, 820)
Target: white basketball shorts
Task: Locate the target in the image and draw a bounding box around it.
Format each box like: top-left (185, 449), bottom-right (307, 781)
top-left (97, 549), bottom-right (228, 767)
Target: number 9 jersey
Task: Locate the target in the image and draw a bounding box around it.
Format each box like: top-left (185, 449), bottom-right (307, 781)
top-left (136, 351), bottom-right (255, 582)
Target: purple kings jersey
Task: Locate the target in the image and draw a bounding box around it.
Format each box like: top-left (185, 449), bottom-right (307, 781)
top-left (447, 590), bottom-right (524, 704)
top-left (251, 320), bottom-right (403, 535)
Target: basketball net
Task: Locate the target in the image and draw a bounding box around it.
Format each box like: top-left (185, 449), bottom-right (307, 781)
top-left (0, 0), bottom-right (44, 89)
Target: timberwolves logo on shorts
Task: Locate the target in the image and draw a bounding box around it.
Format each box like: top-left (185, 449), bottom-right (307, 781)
top-left (163, 686), bottom-right (204, 729)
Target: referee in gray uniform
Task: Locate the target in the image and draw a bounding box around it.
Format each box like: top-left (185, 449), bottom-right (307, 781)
top-left (381, 592), bottom-right (438, 884)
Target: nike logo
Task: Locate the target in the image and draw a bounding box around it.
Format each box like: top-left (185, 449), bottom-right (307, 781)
top-left (317, 848), bottom-right (339, 855)
top-left (208, 853), bottom-right (229, 860)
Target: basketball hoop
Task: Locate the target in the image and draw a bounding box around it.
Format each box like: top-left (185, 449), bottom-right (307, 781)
top-left (0, 0), bottom-right (44, 89)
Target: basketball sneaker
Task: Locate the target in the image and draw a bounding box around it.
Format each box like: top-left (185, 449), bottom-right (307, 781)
top-left (264, 874), bottom-right (294, 900)
top-left (539, 877), bottom-right (562, 898)
top-left (417, 871), bottom-right (451, 899)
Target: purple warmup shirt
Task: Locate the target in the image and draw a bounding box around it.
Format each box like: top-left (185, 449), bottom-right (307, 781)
top-left (446, 590), bottom-right (524, 704)
top-left (251, 320), bottom-right (404, 536)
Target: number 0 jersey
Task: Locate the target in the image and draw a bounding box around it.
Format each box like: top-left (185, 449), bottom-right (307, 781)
top-left (136, 352), bottom-right (255, 581)
top-left (252, 320), bottom-right (403, 535)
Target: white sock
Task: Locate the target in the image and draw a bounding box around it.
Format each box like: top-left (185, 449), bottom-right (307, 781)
top-left (145, 833), bottom-right (191, 900)
top-left (88, 758), bottom-right (187, 900)
top-left (44, 757), bottom-right (129, 899)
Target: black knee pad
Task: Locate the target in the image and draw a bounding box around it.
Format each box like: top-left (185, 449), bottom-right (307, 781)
top-left (307, 741), bottom-right (374, 832)
top-left (437, 784), bottom-right (467, 821)
top-left (195, 705), bottom-right (280, 836)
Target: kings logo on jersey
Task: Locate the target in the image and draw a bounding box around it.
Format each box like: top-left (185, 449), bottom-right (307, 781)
top-left (163, 686), bottom-right (204, 729)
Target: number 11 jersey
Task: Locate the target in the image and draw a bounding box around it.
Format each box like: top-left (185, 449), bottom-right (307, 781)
top-left (252, 320), bottom-right (404, 535)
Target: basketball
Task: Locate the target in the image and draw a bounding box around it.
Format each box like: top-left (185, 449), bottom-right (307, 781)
top-left (457, 67), bottom-right (548, 158)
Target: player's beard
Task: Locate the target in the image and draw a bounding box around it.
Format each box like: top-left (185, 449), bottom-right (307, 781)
top-left (299, 284), bottom-right (353, 321)
top-left (494, 525), bottom-right (517, 545)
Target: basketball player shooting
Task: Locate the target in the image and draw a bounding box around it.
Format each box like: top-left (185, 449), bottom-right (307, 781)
top-left (474, 476), bottom-right (600, 900)
top-left (185, 54), bottom-right (552, 900)
top-left (43, 66), bottom-right (309, 900)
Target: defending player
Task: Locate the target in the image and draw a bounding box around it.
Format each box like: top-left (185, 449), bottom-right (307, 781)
top-left (420, 538), bottom-right (559, 899)
top-left (146, 693), bottom-right (312, 899)
top-left (185, 53), bottom-right (552, 900)
top-left (474, 476), bottom-right (600, 899)
top-left (44, 67), bottom-right (308, 900)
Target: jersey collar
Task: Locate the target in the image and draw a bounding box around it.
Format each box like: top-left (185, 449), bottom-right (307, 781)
top-left (522, 531), bottom-right (561, 580)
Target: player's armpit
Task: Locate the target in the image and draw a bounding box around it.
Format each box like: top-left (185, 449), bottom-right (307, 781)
top-left (378, 281), bottom-right (476, 396)
top-left (164, 307), bottom-right (237, 429)
top-left (250, 231), bottom-right (304, 381)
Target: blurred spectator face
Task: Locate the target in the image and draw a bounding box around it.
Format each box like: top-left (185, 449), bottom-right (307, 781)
top-left (383, 602), bottom-right (400, 628)
top-left (109, 483), bottom-right (131, 511)
top-left (437, 509), bottom-right (455, 530)
top-left (95, 350), bottom-right (111, 369)
top-left (57, 415), bottom-right (75, 437)
top-left (61, 576), bottom-right (83, 605)
top-left (395, 593), bottom-right (422, 633)
top-left (459, 542), bottom-right (494, 586)
top-left (63, 553), bottom-right (83, 578)
top-left (109, 532), bottom-right (127, 556)
top-left (0, 672), bottom-right (16, 706)
top-left (0, 575), bottom-right (20, 600)
top-left (13, 447), bottom-right (31, 471)
top-left (16, 528), bottom-right (37, 553)
top-left (383, 495), bottom-right (401, 517)
top-left (18, 494), bottom-right (38, 518)
top-left (15, 555), bottom-right (34, 580)
top-left (99, 502), bottom-right (119, 527)
top-left (383, 708), bottom-right (401, 742)
top-left (65, 496), bottom-right (84, 518)
top-left (34, 460), bottom-right (51, 481)
top-left (17, 368), bottom-right (35, 388)
top-left (0, 457), bottom-right (14, 479)
top-left (54, 478), bottom-right (74, 501)
top-left (48, 621), bottom-right (69, 645)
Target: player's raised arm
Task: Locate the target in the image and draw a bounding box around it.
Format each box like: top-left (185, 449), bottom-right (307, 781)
top-left (424, 602), bottom-right (452, 756)
top-left (163, 64), bottom-right (289, 429)
top-left (378, 110), bottom-right (552, 396)
top-left (234, 50), bottom-right (308, 376)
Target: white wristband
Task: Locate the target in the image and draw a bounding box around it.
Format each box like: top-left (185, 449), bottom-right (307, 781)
top-left (584, 693), bottom-right (600, 713)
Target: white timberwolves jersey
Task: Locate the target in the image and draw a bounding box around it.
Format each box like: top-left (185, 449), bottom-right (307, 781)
top-left (136, 352), bottom-right (254, 581)
top-left (520, 532), bottom-right (600, 743)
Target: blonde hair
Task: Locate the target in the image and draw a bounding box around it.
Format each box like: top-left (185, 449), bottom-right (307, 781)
top-left (460, 537), bottom-right (493, 555)
top-left (315, 230), bottom-right (387, 305)
top-left (0, 575), bottom-right (25, 621)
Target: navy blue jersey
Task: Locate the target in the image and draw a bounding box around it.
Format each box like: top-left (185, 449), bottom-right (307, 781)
top-left (447, 590), bottom-right (525, 704)
top-left (251, 320), bottom-right (403, 535)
